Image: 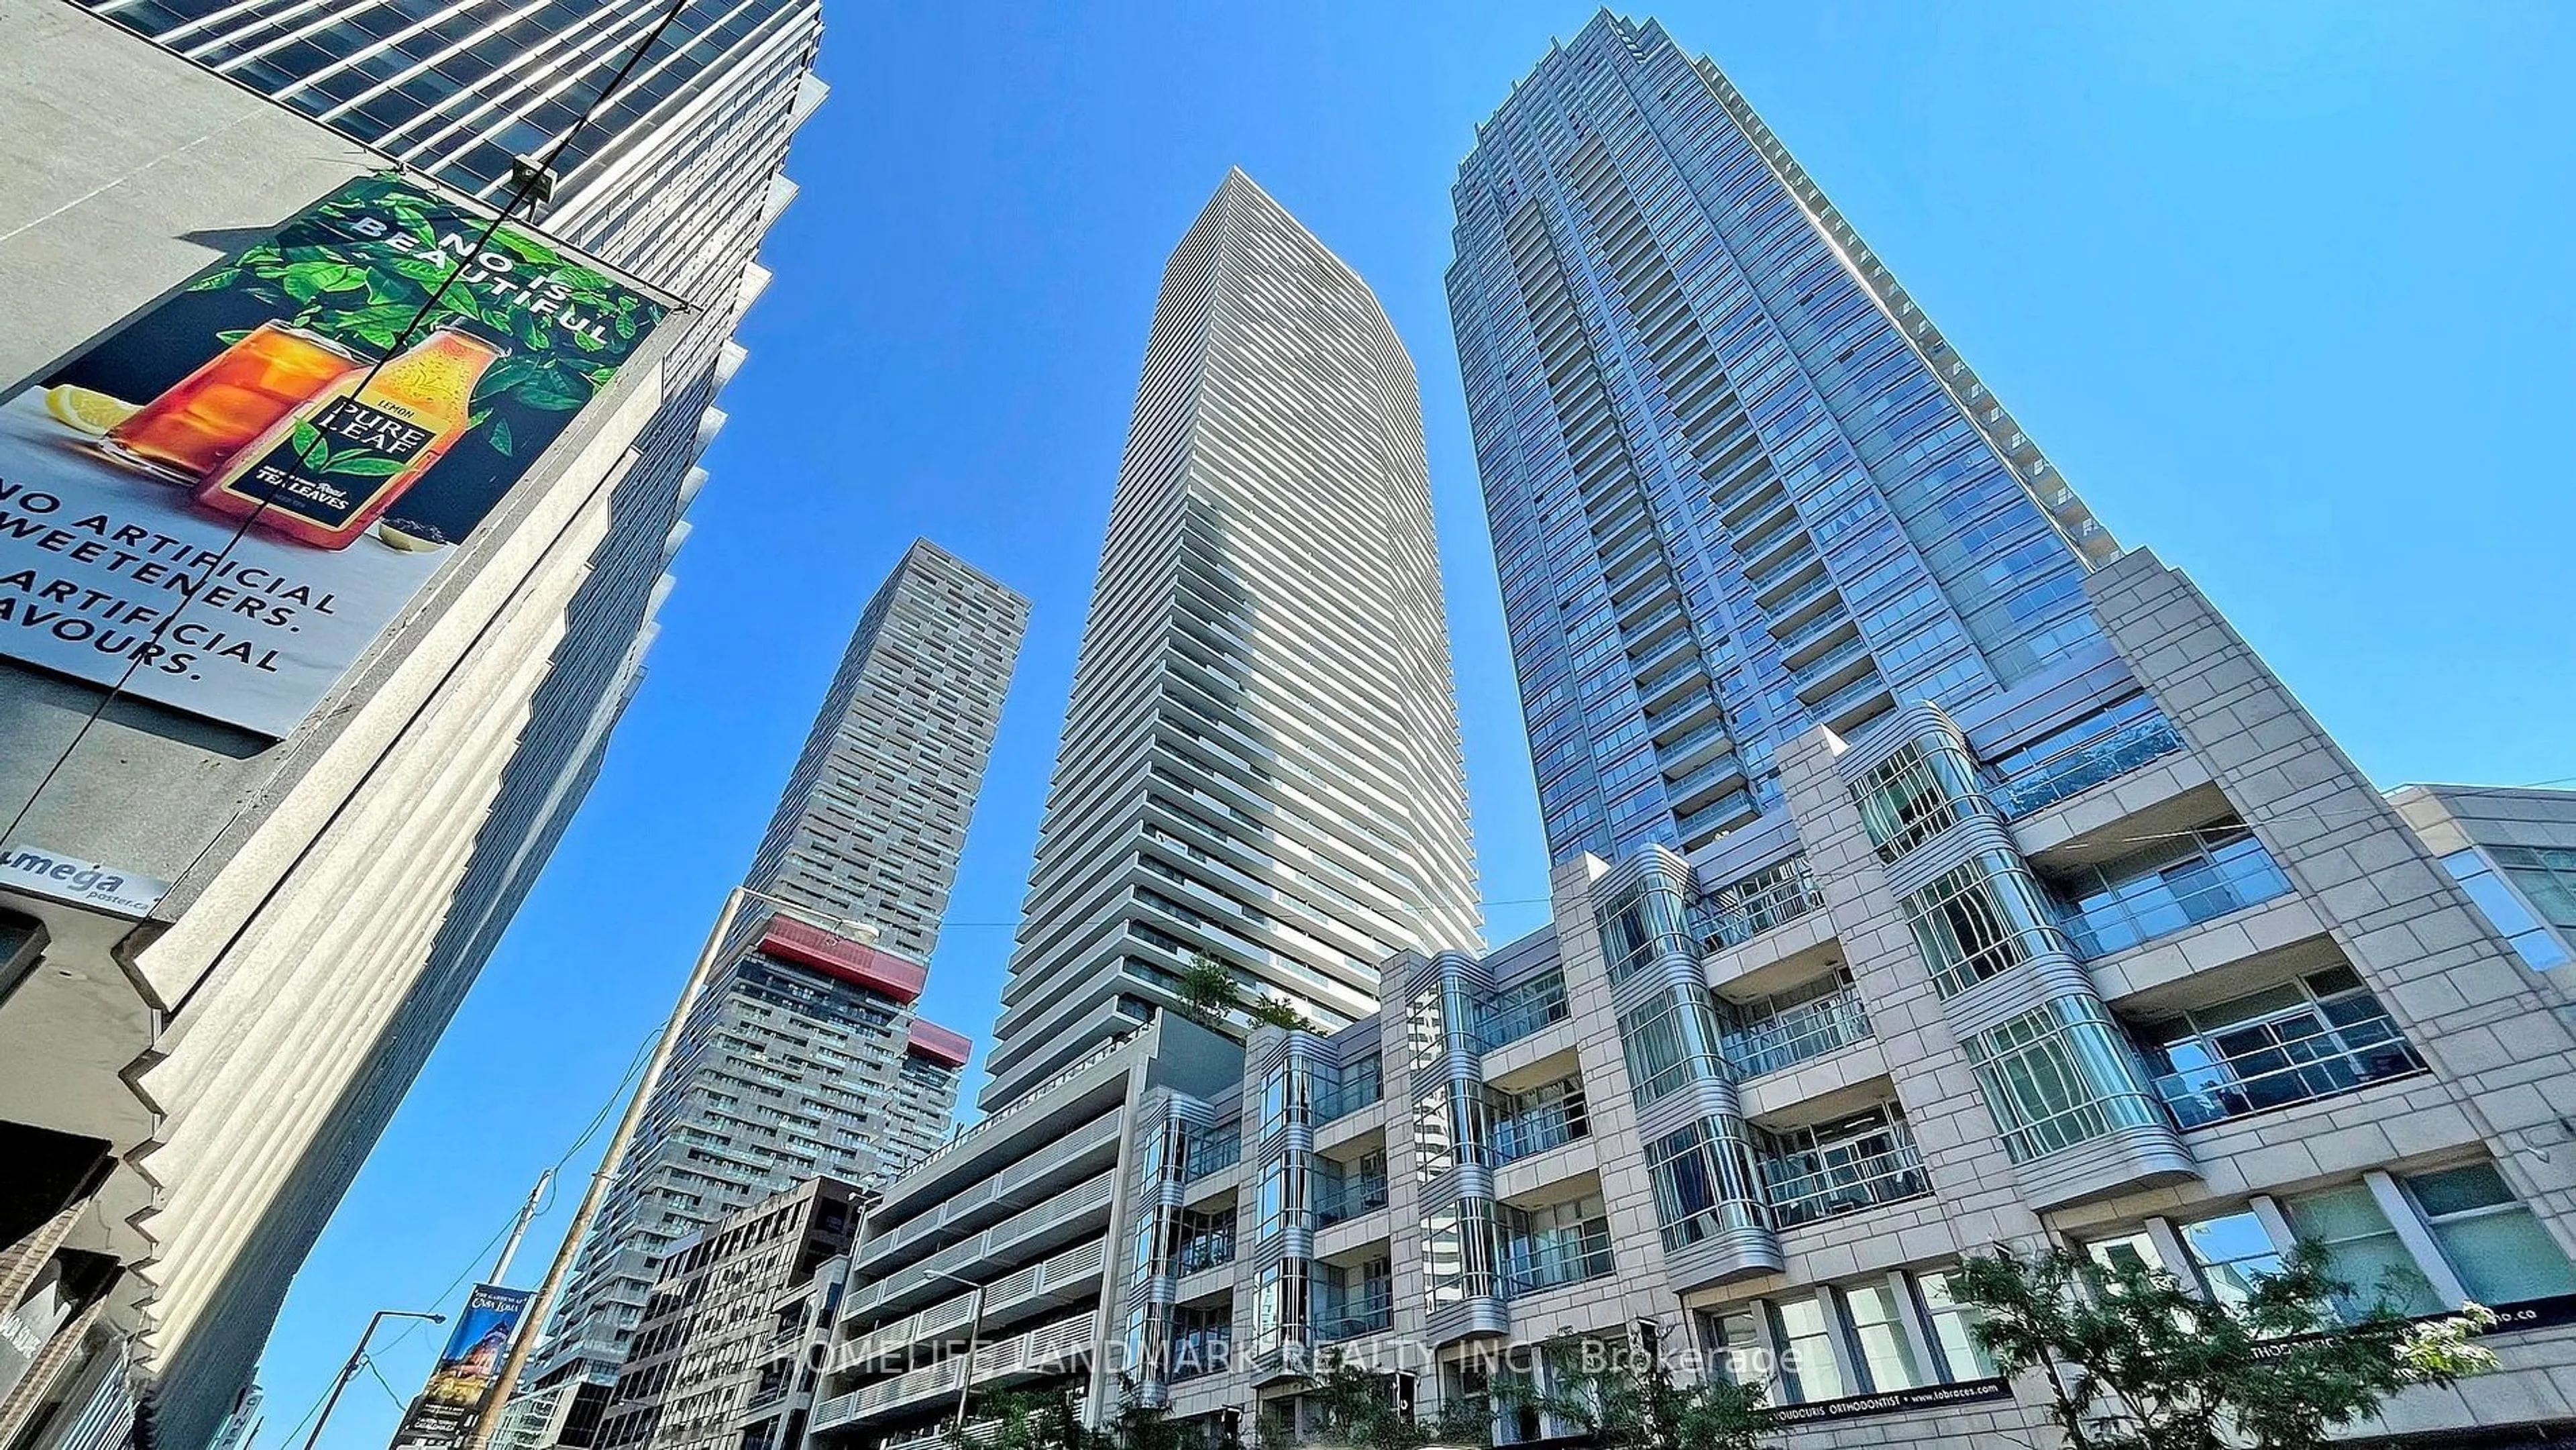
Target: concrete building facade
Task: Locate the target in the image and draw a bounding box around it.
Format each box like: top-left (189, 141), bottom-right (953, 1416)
top-left (979, 169), bottom-right (1480, 1110)
top-left (1117, 550), bottom-right (2576, 1450)
top-left (513, 543), bottom-right (1024, 1449)
top-left (591, 1178), bottom-right (857, 1450)
top-left (0, 0), bottom-right (815, 1439)
top-left (799, 171), bottom-right (1483, 1450)
top-left (1099, 15), bottom-right (2576, 1449)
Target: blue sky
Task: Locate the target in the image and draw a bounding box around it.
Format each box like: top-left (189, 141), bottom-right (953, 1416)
top-left (251, 3), bottom-right (2574, 1445)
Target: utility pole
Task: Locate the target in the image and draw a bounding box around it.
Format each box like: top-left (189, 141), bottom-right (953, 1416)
top-left (459, 887), bottom-right (752, 1450)
top-left (488, 1170), bottom-right (553, 1285)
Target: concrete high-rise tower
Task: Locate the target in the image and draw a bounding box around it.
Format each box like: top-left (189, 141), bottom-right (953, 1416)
top-left (0, 0), bottom-right (825, 1443)
top-left (803, 172), bottom-right (1479, 1449)
top-left (980, 169), bottom-right (1481, 1110)
top-left (513, 541), bottom-right (1026, 1450)
top-left (1446, 12), bottom-right (2118, 866)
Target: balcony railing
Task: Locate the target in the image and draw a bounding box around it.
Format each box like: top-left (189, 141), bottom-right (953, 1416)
top-left (1634, 658), bottom-right (1705, 701)
top-left (2153, 1017), bottom-right (2426, 1129)
top-left (1772, 605), bottom-right (1855, 662)
top-left (1490, 1098), bottom-right (1589, 1164)
top-left (1313, 1174), bottom-right (1391, 1228)
top-left (1499, 1229), bottom-right (1615, 1299)
top-left (1723, 985), bottom-right (1870, 1080)
top-left (1761, 1143), bottom-right (1931, 1229)
top-left (1746, 544), bottom-right (1821, 599)
top-left (1694, 858), bottom-right (1825, 954)
top-left (1168, 1330), bottom-right (1231, 1382)
top-left (1807, 670), bottom-right (1891, 727)
top-left (1473, 972), bottom-right (1570, 1052)
top-left (1173, 1229), bottom-right (1234, 1276)
top-left (1655, 717), bottom-right (1731, 763)
top-left (1181, 1129), bottom-right (1242, 1181)
top-left (1788, 635), bottom-right (1872, 694)
top-left (1313, 1075), bottom-right (1383, 1125)
top-left (2057, 835), bottom-right (2292, 958)
top-left (1664, 753), bottom-right (1744, 804)
top-left (1988, 712), bottom-right (2186, 819)
top-left (1311, 1300), bottom-right (1394, 1342)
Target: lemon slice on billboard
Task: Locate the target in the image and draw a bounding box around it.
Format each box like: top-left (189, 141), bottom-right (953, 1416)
top-left (45, 384), bottom-right (140, 435)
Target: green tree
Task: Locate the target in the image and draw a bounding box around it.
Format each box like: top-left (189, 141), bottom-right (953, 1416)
top-left (1293, 1358), bottom-right (1483, 1450)
top-left (1245, 994), bottom-right (1313, 1033)
top-left (946, 1388), bottom-right (1091, 1450)
top-left (1174, 953), bottom-right (1244, 1030)
top-left (1102, 1382), bottom-right (1193, 1450)
top-left (1496, 1336), bottom-right (1766, 1450)
top-left (1172, 952), bottom-right (1310, 1034)
top-left (1949, 1243), bottom-right (2498, 1450)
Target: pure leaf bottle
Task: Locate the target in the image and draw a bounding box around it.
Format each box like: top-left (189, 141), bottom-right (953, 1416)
top-left (195, 326), bottom-right (506, 551)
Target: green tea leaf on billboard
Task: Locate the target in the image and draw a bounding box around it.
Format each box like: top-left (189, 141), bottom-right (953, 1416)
top-left (321, 454), bottom-right (407, 478)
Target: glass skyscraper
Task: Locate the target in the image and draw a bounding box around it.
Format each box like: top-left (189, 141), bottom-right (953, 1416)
top-left (1446, 12), bottom-right (2120, 865)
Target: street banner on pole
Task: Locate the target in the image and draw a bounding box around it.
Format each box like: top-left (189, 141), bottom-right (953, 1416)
top-left (389, 1284), bottom-right (533, 1450)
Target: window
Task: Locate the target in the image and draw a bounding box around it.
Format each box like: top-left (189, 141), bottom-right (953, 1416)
top-left (1693, 854), bottom-right (1824, 951)
top-left (1256, 1155), bottom-right (1307, 1240)
top-left (1648, 1118), bottom-right (1767, 1250)
top-left (2492, 845), bottom-right (2576, 934)
top-left (2049, 820), bottom-right (2292, 956)
top-left (1497, 1196), bottom-right (1613, 1298)
top-left (1617, 988), bottom-right (1728, 1108)
top-left (1315, 1054), bottom-right (1382, 1121)
top-left (2443, 847), bottom-right (2572, 969)
top-left (1755, 1103), bottom-right (1929, 1227)
top-left (1699, 1307), bottom-right (1772, 1394)
top-left (2284, 1185), bottom-right (2440, 1316)
top-left (1854, 741), bottom-right (1981, 860)
top-left (1917, 1272), bottom-right (1998, 1379)
top-left (1475, 970), bottom-right (1570, 1049)
top-left (1902, 852), bottom-right (2065, 997)
top-left (1721, 969), bottom-right (1870, 1078)
top-left (2135, 966), bottom-right (2424, 1127)
top-left (1840, 1281), bottom-right (1927, 1390)
top-left (1981, 692), bottom-right (2182, 817)
top-left (1313, 1256), bottom-right (1394, 1340)
top-left (1597, 876), bottom-right (1690, 983)
top-left (1491, 1077), bottom-right (1589, 1162)
top-left (1964, 998), bottom-right (2163, 1161)
top-left (2179, 1210), bottom-right (2285, 1310)
top-left (2404, 1163), bottom-right (2576, 1305)
top-left (1768, 1294), bottom-right (1847, 1402)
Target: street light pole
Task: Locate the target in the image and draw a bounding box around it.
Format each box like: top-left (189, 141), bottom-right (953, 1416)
top-left (924, 1268), bottom-right (985, 1437)
top-left (304, 1309), bottom-right (443, 1450)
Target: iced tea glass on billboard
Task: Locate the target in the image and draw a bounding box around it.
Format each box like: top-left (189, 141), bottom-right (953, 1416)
top-left (99, 321), bottom-right (364, 482)
top-left (194, 326), bottom-right (505, 551)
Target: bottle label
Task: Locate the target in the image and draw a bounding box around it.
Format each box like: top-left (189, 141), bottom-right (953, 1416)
top-left (228, 396), bottom-right (436, 525)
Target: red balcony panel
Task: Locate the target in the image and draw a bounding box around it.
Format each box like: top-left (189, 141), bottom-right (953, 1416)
top-left (757, 916), bottom-right (924, 1002)
top-left (905, 1019), bottom-right (973, 1069)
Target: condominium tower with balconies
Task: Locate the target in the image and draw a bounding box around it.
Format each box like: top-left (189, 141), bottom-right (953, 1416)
top-left (799, 170), bottom-right (1481, 1450)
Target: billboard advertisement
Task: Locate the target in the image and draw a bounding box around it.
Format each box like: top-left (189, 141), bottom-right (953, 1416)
top-left (0, 171), bottom-right (667, 736)
top-left (388, 1282), bottom-right (533, 1450)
